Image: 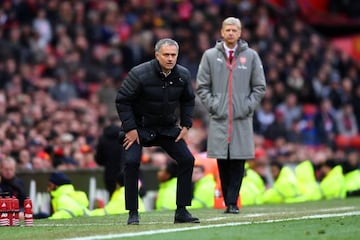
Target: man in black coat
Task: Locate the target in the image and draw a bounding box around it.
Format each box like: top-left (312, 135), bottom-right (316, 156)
top-left (115, 38), bottom-right (199, 225)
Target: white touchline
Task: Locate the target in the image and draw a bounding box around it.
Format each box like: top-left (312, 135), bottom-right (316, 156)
top-left (63, 211), bottom-right (360, 240)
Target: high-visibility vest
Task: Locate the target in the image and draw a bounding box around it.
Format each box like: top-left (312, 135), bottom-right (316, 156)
top-left (155, 178), bottom-right (177, 210)
top-left (259, 167), bottom-right (301, 204)
top-left (294, 160), bottom-right (322, 201)
top-left (49, 184), bottom-right (90, 219)
top-left (320, 165), bottom-right (346, 199)
top-left (240, 168), bottom-right (265, 206)
top-left (90, 187), bottom-right (145, 216)
top-left (344, 169), bottom-right (360, 194)
top-left (190, 175), bottom-right (216, 209)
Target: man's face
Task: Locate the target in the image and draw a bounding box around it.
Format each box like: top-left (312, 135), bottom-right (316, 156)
top-left (270, 165), bottom-right (280, 180)
top-left (0, 161), bottom-right (16, 180)
top-left (221, 24), bottom-right (241, 47)
top-left (155, 44), bottom-right (178, 73)
top-left (47, 182), bottom-right (57, 192)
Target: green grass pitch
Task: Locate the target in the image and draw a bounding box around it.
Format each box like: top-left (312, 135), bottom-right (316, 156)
top-left (1, 197), bottom-right (359, 240)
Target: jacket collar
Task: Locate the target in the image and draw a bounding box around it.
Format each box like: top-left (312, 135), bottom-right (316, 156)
top-left (151, 59), bottom-right (179, 79)
top-left (216, 39), bottom-right (248, 56)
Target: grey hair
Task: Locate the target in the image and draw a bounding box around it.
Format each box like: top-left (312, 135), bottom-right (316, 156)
top-left (0, 156), bottom-right (16, 167)
top-left (154, 38), bottom-right (179, 53)
top-left (222, 17), bottom-right (242, 29)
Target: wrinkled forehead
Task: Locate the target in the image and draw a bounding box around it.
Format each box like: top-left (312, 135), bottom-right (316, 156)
top-left (157, 44), bottom-right (178, 54)
top-left (222, 24), bottom-right (241, 31)
top-left (160, 43), bottom-right (178, 50)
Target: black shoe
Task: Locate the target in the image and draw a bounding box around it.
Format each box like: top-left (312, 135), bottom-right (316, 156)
top-left (174, 208), bottom-right (200, 224)
top-left (127, 210), bottom-right (139, 225)
top-left (224, 205), bottom-right (239, 214)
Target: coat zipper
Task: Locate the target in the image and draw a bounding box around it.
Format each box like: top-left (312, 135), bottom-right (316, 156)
top-left (226, 58), bottom-right (236, 143)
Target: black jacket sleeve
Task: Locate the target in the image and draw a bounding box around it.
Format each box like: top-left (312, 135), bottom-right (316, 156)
top-left (178, 66), bottom-right (195, 128)
top-left (115, 70), bottom-right (141, 132)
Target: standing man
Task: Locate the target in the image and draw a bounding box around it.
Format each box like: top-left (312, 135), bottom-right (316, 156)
top-left (115, 38), bottom-right (199, 225)
top-left (196, 17), bottom-right (266, 214)
top-left (95, 116), bottom-right (125, 197)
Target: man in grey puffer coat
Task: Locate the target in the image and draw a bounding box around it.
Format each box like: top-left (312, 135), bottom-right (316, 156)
top-left (196, 17), bottom-right (266, 214)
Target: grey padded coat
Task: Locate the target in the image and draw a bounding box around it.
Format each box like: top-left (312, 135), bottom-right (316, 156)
top-left (196, 40), bottom-right (266, 159)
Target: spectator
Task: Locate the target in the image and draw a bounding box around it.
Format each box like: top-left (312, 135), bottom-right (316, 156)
top-left (342, 151), bottom-right (360, 197)
top-left (0, 156), bottom-right (28, 213)
top-left (49, 69), bottom-right (78, 104)
top-left (240, 162), bottom-right (265, 206)
top-left (52, 147), bottom-right (78, 170)
top-left (263, 110), bottom-right (288, 142)
top-left (79, 144), bottom-right (97, 169)
top-left (317, 159), bottom-right (346, 200)
top-left (312, 67), bottom-right (331, 101)
top-left (254, 99), bottom-right (275, 135)
top-left (192, 152), bottom-right (218, 182)
top-left (90, 172), bottom-right (145, 216)
top-left (259, 160), bottom-right (302, 204)
top-left (275, 93), bottom-right (302, 131)
top-left (96, 74), bottom-right (118, 118)
top-left (146, 148), bottom-right (170, 168)
top-left (32, 8), bottom-right (52, 50)
top-left (328, 71), bottom-right (343, 110)
top-left (352, 84), bottom-right (360, 129)
top-left (251, 148), bottom-right (271, 186)
top-left (335, 102), bottom-right (358, 138)
top-left (95, 117), bottom-right (125, 197)
top-left (294, 160), bottom-right (322, 202)
top-left (155, 160), bottom-right (178, 211)
top-left (313, 98), bottom-right (338, 147)
top-left (189, 163), bottom-right (216, 209)
top-left (17, 149), bottom-right (32, 170)
top-left (47, 171), bottom-right (90, 219)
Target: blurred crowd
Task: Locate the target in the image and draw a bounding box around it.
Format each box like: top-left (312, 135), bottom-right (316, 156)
top-left (0, 0), bottom-right (360, 197)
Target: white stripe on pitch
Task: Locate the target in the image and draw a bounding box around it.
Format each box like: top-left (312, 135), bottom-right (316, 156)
top-left (63, 211), bottom-right (360, 240)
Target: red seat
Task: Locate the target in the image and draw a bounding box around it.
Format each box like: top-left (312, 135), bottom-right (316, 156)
top-left (335, 135), bottom-right (351, 148)
top-left (350, 135), bottom-right (360, 148)
top-left (302, 104), bottom-right (317, 117)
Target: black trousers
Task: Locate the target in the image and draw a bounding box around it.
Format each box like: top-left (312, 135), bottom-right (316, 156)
top-left (217, 158), bottom-right (246, 206)
top-left (124, 137), bottom-right (195, 210)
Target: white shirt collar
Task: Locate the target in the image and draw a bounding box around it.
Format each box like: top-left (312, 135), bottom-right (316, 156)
top-left (223, 43), bottom-right (237, 57)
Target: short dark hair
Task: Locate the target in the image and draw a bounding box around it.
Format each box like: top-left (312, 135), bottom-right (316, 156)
top-left (154, 38), bottom-right (179, 53)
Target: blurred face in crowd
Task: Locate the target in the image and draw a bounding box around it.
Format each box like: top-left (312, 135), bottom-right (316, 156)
top-left (155, 44), bottom-right (178, 74)
top-left (47, 181), bottom-right (57, 192)
top-left (192, 165), bottom-right (205, 182)
top-left (221, 24), bottom-right (241, 49)
top-left (0, 158), bottom-right (16, 180)
top-left (270, 164), bottom-right (281, 180)
top-left (157, 166), bottom-right (171, 183)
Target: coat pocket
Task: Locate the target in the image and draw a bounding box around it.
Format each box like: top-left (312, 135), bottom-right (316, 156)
top-left (233, 95), bottom-right (252, 119)
top-left (209, 94), bottom-right (227, 120)
top-left (138, 128), bottom-right (157, 145)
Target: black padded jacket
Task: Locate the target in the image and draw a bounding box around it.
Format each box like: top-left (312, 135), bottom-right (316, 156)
top-left (115, 59), bottom-right (195, 132)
